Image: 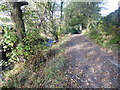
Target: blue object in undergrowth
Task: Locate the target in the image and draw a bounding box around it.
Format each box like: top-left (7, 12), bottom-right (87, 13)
top-left (47, 39), bottom-right (56, 47)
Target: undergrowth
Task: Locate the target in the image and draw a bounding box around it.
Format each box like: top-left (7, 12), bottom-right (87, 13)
top-left (82, 28), bottom-right (120, 53)
top-left (1, 35), bottom-right (68, 88)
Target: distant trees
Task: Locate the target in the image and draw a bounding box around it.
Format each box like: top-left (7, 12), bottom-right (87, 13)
top-left (45, 1), bottom-right (64, 41)
top-left (64, 2), bottom-right (102, 31)
top-left (23, 1), bottom-right (64, 41)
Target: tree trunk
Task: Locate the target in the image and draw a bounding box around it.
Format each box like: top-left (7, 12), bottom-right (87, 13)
top-left (54, 33), bottom-right (59, 42)
top-left (118, 7), bottom-right (120, 27)
top-left (9, 2), bottom-right (28, 45)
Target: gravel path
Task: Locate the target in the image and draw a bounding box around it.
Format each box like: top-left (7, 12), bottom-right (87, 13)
top-left (65, 34), bottom-right (120, 88)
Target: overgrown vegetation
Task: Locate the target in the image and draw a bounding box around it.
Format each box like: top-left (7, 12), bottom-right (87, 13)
top-left (1, 35), bottom-right (68, 88)
top-left (83, 8), bottom-right (120, 52)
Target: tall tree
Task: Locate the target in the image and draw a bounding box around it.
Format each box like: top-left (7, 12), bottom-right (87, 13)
top-left (9, 1), bottom-right (28, 45)
top-left (46, 2), bottom-right (59, 41)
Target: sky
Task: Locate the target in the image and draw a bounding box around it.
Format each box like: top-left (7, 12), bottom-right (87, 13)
top-left (100, 0), bottom-right (120, 16)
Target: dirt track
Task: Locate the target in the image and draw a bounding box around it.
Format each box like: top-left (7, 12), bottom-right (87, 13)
top-left (65, 34), bottom-right (120, 88)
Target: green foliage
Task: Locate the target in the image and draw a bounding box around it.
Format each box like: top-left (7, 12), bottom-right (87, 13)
top-left (62, 27), bottom-right (80, 34)
top-left (2, 25), bottom-right (48, 63)
top-left (109, 35), bottom-right (120, 44)
top-left (68, 28), bottom-right (79, 34)
top-left (85, 8), bottom-right (120, 52)
top-left (1, 86), bottom-right (8, 90)
top-left (23, 2), bottom-right (64, 41)
top-left (64, 2), bottom-right (102, 30)
top-left (2, 25), bottom-right (18, 49)
top-left (2, 36), bottom-right (68, 88)
top-left (0, 2), bottom-right (9, 11)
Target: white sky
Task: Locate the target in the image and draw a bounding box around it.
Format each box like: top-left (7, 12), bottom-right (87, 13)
top-left (100, 0), bottom-right (120, 16)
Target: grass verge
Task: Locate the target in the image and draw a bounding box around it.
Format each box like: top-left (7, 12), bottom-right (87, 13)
top-left (1, 35), bottom-right (69, 88)
top-left (81, 29), bottom-right (119, 54)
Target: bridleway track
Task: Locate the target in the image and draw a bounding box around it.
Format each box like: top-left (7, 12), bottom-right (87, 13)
top-left (65, 34), bottom-right (119, 88)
